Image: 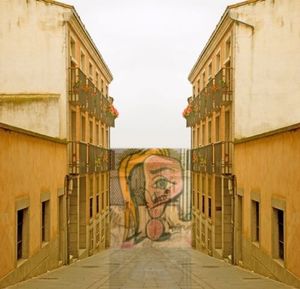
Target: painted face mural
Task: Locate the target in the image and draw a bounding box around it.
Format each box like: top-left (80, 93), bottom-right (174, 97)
top-left (110, 149), bottom-right (191, 248)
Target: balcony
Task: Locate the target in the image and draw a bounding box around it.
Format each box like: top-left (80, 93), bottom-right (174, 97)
top-left (191, 144), bottom-right (213, 174)
top-left (191, 142), bottom-right (232, 175)
top-left (89, 144), bottom-right (110, 173)
top-left (68, 141), bottom-right (111, 174)
top-left (69, 67), bottom-right (118, 127)
top-left (214, 67), bottom-right (232, 108)
top-left (214, 141), bottom-right (232, 175)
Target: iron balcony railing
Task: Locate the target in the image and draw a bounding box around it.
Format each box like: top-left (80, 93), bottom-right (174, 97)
top-left (214, 67), bottom-right (232, 108)
top-left (191, 142), bottom-right (232, 175)
top-left (191, 144), bottom-right (213, 173)
top-left (69, 67), bottom-right (117, 127)
top-left (214, 141), bottom-right (232, 175)
top-left (68, 141), bottom-right (111, 174)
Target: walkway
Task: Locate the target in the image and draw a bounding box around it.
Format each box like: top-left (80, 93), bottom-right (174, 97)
top-left (8, 248), bottom-right (296, 289)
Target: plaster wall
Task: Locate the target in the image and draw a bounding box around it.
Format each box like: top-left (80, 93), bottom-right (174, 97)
top-left (233, 0), bottom-right (300, 139)
top-left (234, 127), bottom-right (300, 285)
top-left (0, 125), bottom-right (67, 286)
top-left (0, 0), bottom-right (71, 138)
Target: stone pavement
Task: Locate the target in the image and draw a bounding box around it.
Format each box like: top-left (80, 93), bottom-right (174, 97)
top-left (8, 247), bottom-right (296, 289)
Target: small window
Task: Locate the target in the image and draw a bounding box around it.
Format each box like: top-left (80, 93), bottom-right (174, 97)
top-left (41, 200), bottom-right (50, 243)
top-left (208, 197), bottom-right (212, 218)
top-left (80, 52), bottom-right (85, 71)
top-left (96, 195), bottom-right (100, 214)
top-left (202, 71), bottom-right (206, 89)
top-left (216, 116), bottom-right (220, 142)
top-left (208, 121), bottom-right (212, 143)
top-left (251, 200), bottom-right (260, 243)
top-left (70, 38), bottom-right (76, 58)
top-left (89, 120), bottom-right (93, 144)
top-left (95, 72), bottom-right (99, 89)
top-left (89, 197), bottom-right (93, 219)
top-left (96, 123), bottom-right (99, 145)
top-left (216, 52), bottom-right (221, 72)
top-left (89, 63), bottom-right (93, 79)
top-left (17, 208), bottom-right (29, 260)
top-left (81, 116), bottom-right (86, 142)
top-left (273, 208), bottom-right (285, 260)
top-left (225, 38), bottom-right (231, 59)
top-left (202, 124), bottom-right (205, 145)
top-left (208, 63), bottom-right (212, 79)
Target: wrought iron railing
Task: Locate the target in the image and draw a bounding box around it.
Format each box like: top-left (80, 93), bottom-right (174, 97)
top-left (69, 67), bottom-right (117, 127)
top-left (214, 67), bottom-right (232, 108)
top-left (68, 141), bottom-right (111, 174)
top-left (191, 142), bottom-right (232, 175)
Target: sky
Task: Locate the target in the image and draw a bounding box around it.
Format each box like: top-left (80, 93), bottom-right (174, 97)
top-left (63, 0), bottom-right (237, 148)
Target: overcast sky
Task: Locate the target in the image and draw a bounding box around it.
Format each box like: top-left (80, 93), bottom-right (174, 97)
top-left (64, 0), bottom-right (237, 148)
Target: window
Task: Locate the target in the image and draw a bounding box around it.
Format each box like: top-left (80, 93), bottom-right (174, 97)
top-left (202, 71), bottom-right (206, 89)
top-left (96, 123), bottom-right (99, 145)
top-left (96, 175), bottom-right (100, 214)
top-left (192, 128), bottom-right (196, 148)
top-left (208, 63), bottom-right (212, 79)
top-left (80, 52), bottom-right (85, 71)
top-left (89, 197), bottom-right (93, 219)
top-left (202, 124), bottom-right (205, 145)
top-left (215, 116), bottom-right (220, 142)
top-left (251, 200), bottom-right (260, 243)
top-left (273, 208), bottom-right (285, 260)
top-left (17, 208), bottom-right (29, 260)
top-left (81, 116), bottom-right (86, 142)
top-left (41, 200), bottom-right (50, 243)
top-left (201, 175), bottom-right (205, 214)
top-left (208, 197), bottom-right (212, 218)
top-left (70, 38), bottom-right (76, 59)
top-left (101, 127), bottom-right (105, 147)
top-left (225, 38), bottom-right (231, 59)
top-left (89, 120), bottom-right (93, 144)
top-left (95, 72), bottom-right (99, 89)
top-left (216, 52), bottom-right (221, 72)
top-left (208, 121), bottom-right (212, 143)
top-left (89, 63), bottom-right (93, 79)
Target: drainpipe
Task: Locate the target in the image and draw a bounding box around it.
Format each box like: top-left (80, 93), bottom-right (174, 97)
top-left (228, 174), bottom-right (236, 265)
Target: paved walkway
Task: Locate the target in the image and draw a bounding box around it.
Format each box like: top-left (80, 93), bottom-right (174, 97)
top-left (8, 247), bottom-right (296, 289)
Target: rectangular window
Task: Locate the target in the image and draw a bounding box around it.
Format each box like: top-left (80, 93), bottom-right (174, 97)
top-left (81, 116), bottom-right (86, 142)
top-left (17, 208), bottom-right (29, 260)
top-left (202, 195), bottom-right (205, 214)
top-left (208, 197), bottom-right (212, 218)
top-left (252, 201), bottom-right (260, 242)
top-left (225, 38), bottom-right (231, 59)
top-left (208, 121), bottom-right (212, 143)
top-left (197, 126), bottom-right (200, 147)
top-left (80, 52), bottom-right (85, 71)
top-left (215, 116), bottom-right (220, 142)
top-left (89, 62), bottom-right (93, 79)
top-left (96, 195), bottom-right (100, 214)
top-left (89, 120), bottom-right (93, 144)
top-left (202, 71), bottom-right (206, 89)
top-left (70, 38), bottom-right (76, 58)
top-left (41, 200), bottom-right (50, 243)
top-left (216, 52), bottom-right (221, 72)
top-left (202, 124), bottom-right (205, 145)
top-left (208, 63), bottom-right (212, 79)
top-left (89, 176), bottom-right (93, 197)
top-left (89, 197), bottom-right (93, 219)
top-left (96, 123), bottom-right (99, 145)
top-left (273, 208), bottom-right (285, 260)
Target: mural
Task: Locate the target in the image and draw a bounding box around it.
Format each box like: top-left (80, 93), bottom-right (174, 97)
top-left (110, 148), bottom-right (191, 248)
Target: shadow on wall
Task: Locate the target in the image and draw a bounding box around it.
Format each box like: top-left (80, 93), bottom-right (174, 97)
top-left (110, 148), bottom-right (191, 248)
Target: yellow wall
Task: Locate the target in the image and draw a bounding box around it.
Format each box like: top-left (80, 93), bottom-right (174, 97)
top-left (235, 126), bottom-right (300, 281)
top-left (0, 125), bottom-right (67, 281)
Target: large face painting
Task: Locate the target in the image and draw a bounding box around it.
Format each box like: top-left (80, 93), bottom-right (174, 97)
top-left (110, 149), bottom-right (191, 248)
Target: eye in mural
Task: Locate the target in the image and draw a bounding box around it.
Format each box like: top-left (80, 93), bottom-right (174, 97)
top-left (110, 148), bottom-right (191, 248)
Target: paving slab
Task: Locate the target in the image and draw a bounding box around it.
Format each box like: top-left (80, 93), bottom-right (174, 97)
top-left (7, 247), bottom-right (297, 289)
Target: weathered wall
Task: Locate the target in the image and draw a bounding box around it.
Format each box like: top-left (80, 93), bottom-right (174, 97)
top-left (234, 126), bottom-right (300, 287)
top-left (0, 0), bottom-right (71, 138)
top-left (233, 0), bottom-right (300, 139)
top-left (0, 123), bottom-right (67, 288)
top-left (110, 149), bottom-right (191, 248)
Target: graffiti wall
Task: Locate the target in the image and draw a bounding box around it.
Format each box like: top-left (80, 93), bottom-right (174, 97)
top-left (110, 148), bottom-right (191, 248)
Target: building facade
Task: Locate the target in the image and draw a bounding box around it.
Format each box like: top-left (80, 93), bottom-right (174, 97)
top-left (0, 123), bottom-right (67, 288)
top-left (184, 0), bottom-right (300, 287)
top-left (0, 0), bottom-right (117, 286)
